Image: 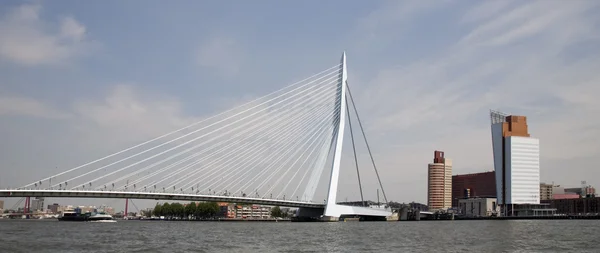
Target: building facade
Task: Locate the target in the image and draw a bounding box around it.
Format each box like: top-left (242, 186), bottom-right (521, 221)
top-left (452, 171), bottom-right (496, 207)
top-left (458, 198), bottom-right (498, 217)
top-left (565, 186), bottom-right (597, 198)
top-left (234, 205), bottom-right (272, 219)
top-left (428, 150), bottom-right (452, 210)
top-left (540, 183), bottom-right (553, 201)
top-left (47, 203), bottom-right (60, 214)
top-left (490, 111), bottom-right (540, 210)
top-left (542, 197), bottom-right (600, 214)
top-left (31, 197), bottom-right (45, 212)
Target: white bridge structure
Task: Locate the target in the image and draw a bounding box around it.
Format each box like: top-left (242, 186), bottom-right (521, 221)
top-left (0, 53), bottom-right (392, 220)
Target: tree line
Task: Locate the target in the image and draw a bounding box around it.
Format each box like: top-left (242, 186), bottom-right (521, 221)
top-left (152, 202), bottom-right (220, 219)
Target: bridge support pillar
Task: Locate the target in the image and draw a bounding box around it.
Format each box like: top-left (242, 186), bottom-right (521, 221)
top-left (320, 216), bottom-right (340, 222)
top-left (24, 197), bottom-right (30, 219)
top-left (293, 207), bottom-right (325, 222)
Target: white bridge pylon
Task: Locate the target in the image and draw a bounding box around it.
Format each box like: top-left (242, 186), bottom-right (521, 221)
top-left (5, 52), bottom-right (390, 218)
top-left (322, 52), bottom-right (391, 220)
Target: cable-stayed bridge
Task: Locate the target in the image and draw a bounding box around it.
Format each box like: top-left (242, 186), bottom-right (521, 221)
top-left (0, 53), bottom-right (392, 220)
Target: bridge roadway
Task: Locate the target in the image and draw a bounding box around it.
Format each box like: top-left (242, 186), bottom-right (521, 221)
top-left (0, 190), bottom-right (325, 209)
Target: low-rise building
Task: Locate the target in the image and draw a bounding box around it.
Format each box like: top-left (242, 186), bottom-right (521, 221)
top-left (565, 186), bottom-right (596, 198)
top-left (542, 196), bottom-right (600, 214)
top-left (235, 205), bottom-right (271, 219)
top-left (452, 171), bottom-right (496, 208)
top-left (553, 193), bottom-right (579, 200)
top-left (458, 198), bottom-right (498, 217)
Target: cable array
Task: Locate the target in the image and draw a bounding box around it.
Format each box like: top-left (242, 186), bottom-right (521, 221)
top-left (22, 64), bottom-right (343, 203)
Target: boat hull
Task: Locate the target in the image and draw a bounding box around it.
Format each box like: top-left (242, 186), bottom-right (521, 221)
top-left (58, 216), bottom-right (88, 222)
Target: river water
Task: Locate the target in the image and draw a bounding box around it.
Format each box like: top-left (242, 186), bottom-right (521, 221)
top-left (0, 219), bottom-right (598, 252)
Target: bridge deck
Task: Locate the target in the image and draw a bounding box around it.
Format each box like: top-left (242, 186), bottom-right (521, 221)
top-left (0, 190), bottom-right (325, 209)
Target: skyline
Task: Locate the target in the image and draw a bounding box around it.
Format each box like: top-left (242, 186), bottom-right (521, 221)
top-left (1, 0), bottom-right (600, 209)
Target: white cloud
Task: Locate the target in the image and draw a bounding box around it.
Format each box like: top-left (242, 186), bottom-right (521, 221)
top-left (0, 95), bottom-right (71, 119)
top-left (195, 36), bottom-right (243, 77)
top-left (460, 0), bottom-right (517, 24)
top-left (71, 84), bottom-right (200, 147)
top-left (0, 4), bottom-right (94, 66)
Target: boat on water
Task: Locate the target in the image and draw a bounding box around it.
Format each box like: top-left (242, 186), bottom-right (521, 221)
top-left (58, 211), bottom-right (89, 221)
top-left (88, 212), bottom-right (115, 222)
top-left (58, 211), bottom-right (115, 222)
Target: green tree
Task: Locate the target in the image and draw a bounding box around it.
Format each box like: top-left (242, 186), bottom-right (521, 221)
top-left (206, 202), bottom-right (220, 217)
top-left (271, 206), bottom-right (283, 218)
top-left (185, 202), bottom-right (197, 219)
top-left (171, 203), bottom-right (184, 218)
top-left (153, 203), bottom-right (162, 217)
top-left (195, 202), bottom-right (205, 219)
top-left (162, 203), bottom-right (171, 219)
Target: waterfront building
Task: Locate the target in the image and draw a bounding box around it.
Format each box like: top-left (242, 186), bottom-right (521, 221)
top-left (452, 171), bottom-right (496, 208)
top-left (542, 196), bottom-right (600, 214)
top-left (540, 183), bottom-right (553, 201)
top-left (234, 204), bottom-right (272, 219)
top-left (458, 198), bottom-right (498, 217)
top-left (490, 110), bottom-right (540, 215)
top-left (217, 202), bottom-right (235, 218)
top-left (428, 150), bottom-right (452, 211)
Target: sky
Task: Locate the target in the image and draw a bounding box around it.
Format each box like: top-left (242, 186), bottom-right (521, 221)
top-left (1, 0), bottom-right (599, 211)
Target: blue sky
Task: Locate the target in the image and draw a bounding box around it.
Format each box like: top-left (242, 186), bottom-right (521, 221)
top-left (1, 0), bottom-right (600, 210)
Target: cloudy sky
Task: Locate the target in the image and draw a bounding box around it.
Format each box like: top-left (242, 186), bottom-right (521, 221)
top-left (1, 0), bottom-right (599, 210)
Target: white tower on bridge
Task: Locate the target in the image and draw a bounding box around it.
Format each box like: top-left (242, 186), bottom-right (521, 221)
top-left (321, 52), bottom-right (391, 221)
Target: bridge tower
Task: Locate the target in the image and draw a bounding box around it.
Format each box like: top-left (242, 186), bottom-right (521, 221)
top-left (322, 52), bottom-right (348, 220)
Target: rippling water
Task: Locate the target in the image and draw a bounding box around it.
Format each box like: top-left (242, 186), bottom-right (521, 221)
top-left (1, 219), bottom-right (599, 252)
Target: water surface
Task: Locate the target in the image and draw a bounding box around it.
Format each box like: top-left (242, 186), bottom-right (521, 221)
top-left (0, 219), bottom-right (598, 252)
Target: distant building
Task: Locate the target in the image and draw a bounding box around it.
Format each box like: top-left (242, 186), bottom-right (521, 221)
top-left (217, 202), bottom-right (232, 218)
top-left (47, 203), bottom-right (60, 214)
top-left (408, 202), bottom-right (429, 212)
top-left (31, 197), bottom-right (45, 212)
top-left (552, 193), bottom-right (579, 200)
top-left (565, 186), bottom-right (596, 198)
top-left (542, 197), bottom-right (600, 214)
top-left (452, 171), bottom-right (496, 207)
top-left (234, 205), bottom-right (271, 219)
top-left (490, 110), bottom-right (540, 215)
top-left (0, 200), bottom-right (4, 210)
top-left (428, 150), bottom-right (452, 211)
top-left (540, 183), bottom-right (554, 201)
top-left (458, 198), bottom-right (498, 217)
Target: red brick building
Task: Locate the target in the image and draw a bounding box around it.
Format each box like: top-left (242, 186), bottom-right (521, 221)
top-left (452, 171), bottom-right (496, 208)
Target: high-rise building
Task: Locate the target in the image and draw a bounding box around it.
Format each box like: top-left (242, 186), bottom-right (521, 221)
top-left (0, 200), bottom-right (4, 210)
top-left (452, 171), bottom-right (496, 207)
top-left (428, 150), bottom-right (452, 210)
top-left (490, 110), bottom-right (540, 210)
